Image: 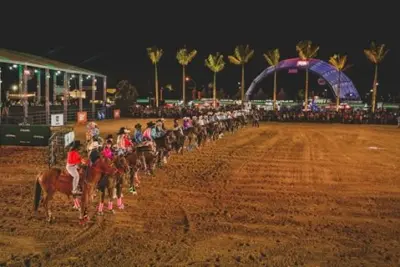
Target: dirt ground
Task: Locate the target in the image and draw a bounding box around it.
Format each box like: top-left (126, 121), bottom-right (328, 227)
top-left (1, 120), bottom-right (400, 266)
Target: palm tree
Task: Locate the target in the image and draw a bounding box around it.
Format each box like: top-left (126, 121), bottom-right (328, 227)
top-left (228, 45), bottom-right (254, 102)
top-left (296, 40), bottom-right (319, 111)
top-left (263, 48), bottom-right (280, 110)
top-left (364, 42), bottom-right (389, 113)
top-left (205, 53), bottom-right (225, 107)
top-left (176, 47), bottom-right (197, 104)
top-left (329, 54), bottom-right (350, 111)
top-left (147, 46), bottom-right (163, 107)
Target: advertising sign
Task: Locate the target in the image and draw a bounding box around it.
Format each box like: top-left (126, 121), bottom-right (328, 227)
top-left (113, 109), bottom-right (120, 119)
top-left (0, 125), bottom-right (51, 146)
top-left (64, 131), bottom-right (75, 147)
top-left (77, 112), bottom-right (87, 124)
top-left (51, 114), bottom-right (64, 126)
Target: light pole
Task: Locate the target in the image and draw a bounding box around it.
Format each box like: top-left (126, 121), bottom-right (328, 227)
top-left (185, 76), bottom-right (197, 89)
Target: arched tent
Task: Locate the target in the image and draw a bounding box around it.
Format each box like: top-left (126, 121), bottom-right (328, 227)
top-left (245, 58), bottom-right (360, 100)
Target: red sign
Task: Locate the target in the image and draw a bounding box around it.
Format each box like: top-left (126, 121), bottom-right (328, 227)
top-left (77, 111), bottom-right (87, 124)
top-left (318, 78), bottom-right (326, 85)
top-left (113, 109), bottom-right (120, 119)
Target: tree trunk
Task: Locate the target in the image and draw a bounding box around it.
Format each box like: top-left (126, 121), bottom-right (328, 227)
top-left (155, 63), bottom-right (159, 108)
top-left (241, 64), bottom-right (245, 102)
top-left (213, 72), bottom-right (217, 107)
top-left (273, 69), bottom-right (277, 111)
top-left (336, 71), bottom-right (341, 112)
top-left (371, 64), bottom-right (378, 113)
top-left (182, 65), bottom-right (186, 104)
top-left (304, 67), bottom-right (309, 111)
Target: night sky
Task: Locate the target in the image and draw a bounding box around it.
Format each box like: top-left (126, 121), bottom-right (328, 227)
top-left (1, 3), bottom-right (398, 101)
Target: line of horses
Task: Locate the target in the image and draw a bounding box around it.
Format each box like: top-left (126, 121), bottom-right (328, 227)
top-left (33, 115), bottom-right (249, 225)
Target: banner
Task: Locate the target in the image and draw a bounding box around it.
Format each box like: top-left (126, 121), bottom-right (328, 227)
top-left (64, 131), bottom-right (75, 147)
top-left (113, 109), bottom-right (120, 119)
top-left (77, 112), bottom-right (87, 124)
top-left (0, 125), bottom-right (51, 146)
top-left (51, 114), bottom-right (64, 126)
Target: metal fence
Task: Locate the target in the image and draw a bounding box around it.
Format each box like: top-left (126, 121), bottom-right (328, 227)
top-left (2, 106), bottom-right (116, 125)
top-left (48, 126), bottom-right (74, 168)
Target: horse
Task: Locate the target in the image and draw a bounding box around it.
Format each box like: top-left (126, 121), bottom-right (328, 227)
top-left (125, 152), bottom-right (142, 194)
top-left (154, 130), bottom-right (174, 166)
top-left (172, 128), bottom-right (185, 154)
top-left (183, 127), bottom-right (197, 151)
top-left (135, 143), bottom-right (158, 176)
top-left (33, 157), bottom-right (117, 224)
top-left (97, 156), bottom-right (130, 216)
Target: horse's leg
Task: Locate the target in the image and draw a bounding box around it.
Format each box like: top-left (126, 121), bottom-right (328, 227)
top-left (42, 191), bottom-right (54, 223)
top-left (97, 187), bottom-right (105, 216)
top-left (107, 186), bottom-right (114, 214)
top-left (73, 196), bottom-right (81, 211)
top-left (116, 182), bottom-right (124, 209)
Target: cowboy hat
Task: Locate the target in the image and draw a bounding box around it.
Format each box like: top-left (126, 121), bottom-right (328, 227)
top-left (88, 141), bottom-right (100, 150)
top-left (147, 121), bottom-right (155, 127)
top-left (117, 127), bottom-right (126, 135)
top-left (106, 134), bottom-right (113, 140)
top-left (70, 140), bottom-right (81, 150)
top-left (135, 123), bottom-right (142, 128)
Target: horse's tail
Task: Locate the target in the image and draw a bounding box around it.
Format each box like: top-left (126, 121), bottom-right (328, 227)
top-left (33, 173), bottom-right (42, 212)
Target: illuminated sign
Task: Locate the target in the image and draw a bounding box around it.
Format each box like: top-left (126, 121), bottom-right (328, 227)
top-left (297, 60), bottom-right (309, 66)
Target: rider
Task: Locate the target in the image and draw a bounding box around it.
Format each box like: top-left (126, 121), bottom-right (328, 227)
top-left (133, 123), bottom-right (143, 144)
top-left (155, 119), bottom-right (166, 137)
top-left (66, 141), bottom-right (84, 195)
top-left (183, 117), bottom-right (191, 130)
top-left (116, 127), bottom-right (132, 153)
top-left (102, 140), bottom-right (113, 160)
top-left (88, 141), bottom-right (101, 164)
top-left (143, 121), bottom-right (156, 152)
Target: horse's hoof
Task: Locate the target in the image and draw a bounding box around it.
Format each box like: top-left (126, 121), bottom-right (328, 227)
top-left (109, 209), bottom-right (115, 214)
top-left (97, 212), bottom-right (104, 216)
top-left (131, 191), bottom-right (138, 196)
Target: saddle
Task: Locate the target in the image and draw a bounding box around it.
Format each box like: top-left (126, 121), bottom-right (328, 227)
top-left (136, 145), bottom-right (153, 152)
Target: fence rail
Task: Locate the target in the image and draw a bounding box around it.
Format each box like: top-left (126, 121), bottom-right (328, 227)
top-left (2, 106), bottom-right (116, 125)
top-left (48, 126), bottom-right (74, 168)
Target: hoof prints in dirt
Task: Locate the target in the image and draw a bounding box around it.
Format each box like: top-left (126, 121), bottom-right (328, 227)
top-left (1, 123), bottom-right (400, 266)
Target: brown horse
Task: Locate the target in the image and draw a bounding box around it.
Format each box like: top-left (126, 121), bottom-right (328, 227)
top-left (97, 156), bottom-right (130, 216)
top-left (33, 157), bottom-right (117, 224)
top-left (125, 152), bottom-right (141, 194)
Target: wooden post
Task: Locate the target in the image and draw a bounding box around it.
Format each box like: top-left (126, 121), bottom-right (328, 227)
top-left (23, 65), bottom-right (28, 120)
top-left (63, 72), bottom-right (68, 124)
top-left (92, 77), bottom-right (96, 119)
top-left (36, 71), bottom-right (41, 104)
top-left (79, 74), bottom-right (83, 112)
top-left (45, 69), bottom-right (50, 125)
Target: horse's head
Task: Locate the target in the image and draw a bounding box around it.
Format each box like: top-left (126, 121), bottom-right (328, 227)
top-left (97, 157), bottom-right (118, 175)
top-left (114, 155), bottom-right (130, 173)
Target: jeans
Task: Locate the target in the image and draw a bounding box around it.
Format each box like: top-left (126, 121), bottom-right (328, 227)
top-left (66, 164), bottom-right (79, 192)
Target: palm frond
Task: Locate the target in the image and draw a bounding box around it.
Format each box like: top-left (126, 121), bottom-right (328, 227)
top-left (229, 45), bottom-right (254, 65)
top-left (176, 47), bottom-right (197, 66)
top-left (147, 46), bottom-right (163, 64)
top-left (205, 53), bottom-right (225, 73)
top-left (296, 40), bottom-right (319, 60)
top-left (263, 48), bottom-right (280, 67)
top-left (228, 55), bottom-right (241, 65)
top-left (364, 41), bottom-right (389, 64)
top-left (329, 54), bottom-right (349, 71)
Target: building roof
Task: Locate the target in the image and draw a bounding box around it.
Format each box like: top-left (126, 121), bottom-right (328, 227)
top-left (246, 58), bottom-right (360, 100)
top-left (0, 48), bottom-right (106, 77)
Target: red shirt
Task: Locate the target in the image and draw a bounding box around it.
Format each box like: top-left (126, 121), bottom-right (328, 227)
top-left (67, 150), bottom-right (81, 165)
top-left (124, 136), bottom-right (133, 147)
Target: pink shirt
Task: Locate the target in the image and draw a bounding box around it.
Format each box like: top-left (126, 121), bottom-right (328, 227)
top-left (102, 147), bottom-right (113, 159)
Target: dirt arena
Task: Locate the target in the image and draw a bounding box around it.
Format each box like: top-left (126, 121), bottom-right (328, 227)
top-left (0, 120), bottom-right (400, 266)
